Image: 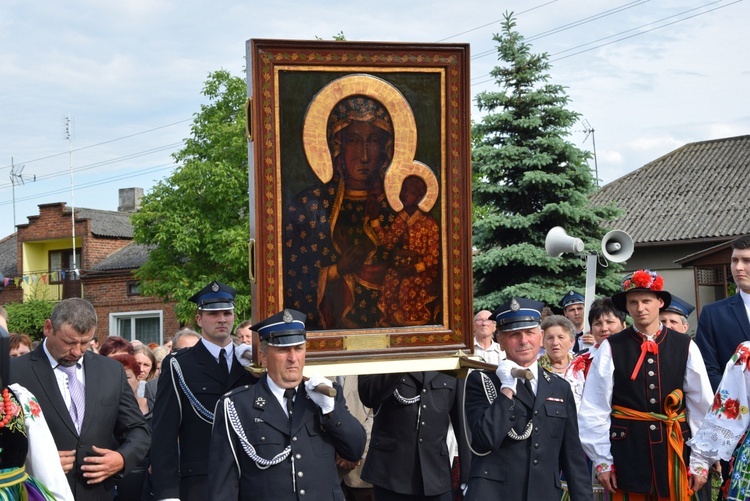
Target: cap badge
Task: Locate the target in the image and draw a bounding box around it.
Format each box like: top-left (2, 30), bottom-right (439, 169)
top-left (283, 309), bottom-right (293, 323)
top-left (211, 282), bottom-right (220, 292)
top-left (568, 291), bottom-right (574, 296)
top-left (510, 298), bottom-right (520, 311)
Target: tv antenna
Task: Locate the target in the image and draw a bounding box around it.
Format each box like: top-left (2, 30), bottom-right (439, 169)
top-left (63, 114), bottom-right (78, 276)
top-left (582, 119), bottom-right (599, 187)
top-left (9, 158), bottom-right (36, 229)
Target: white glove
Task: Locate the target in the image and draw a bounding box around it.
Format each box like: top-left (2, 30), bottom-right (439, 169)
top-left (305, 374), bottom-right (335, 414)
top-left (235, 343), bottom-right (253, 367)
top-left (496, 360), bottom-right (524, 394)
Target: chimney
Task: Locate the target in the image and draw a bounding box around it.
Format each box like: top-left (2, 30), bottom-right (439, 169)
top-left (118, 187), bottom-right (143, 212)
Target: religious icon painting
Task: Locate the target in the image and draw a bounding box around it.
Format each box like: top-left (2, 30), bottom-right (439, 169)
top-left (246, 39), bottom-right (472, 361)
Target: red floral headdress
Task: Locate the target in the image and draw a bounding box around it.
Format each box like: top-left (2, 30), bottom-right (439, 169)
top-left (621, 269), bottom-right (664, 293)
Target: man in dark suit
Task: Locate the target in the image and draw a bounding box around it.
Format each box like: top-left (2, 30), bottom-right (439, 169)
top-left (464, 297), bottom-right (593, 500)
top-left (10, 298), bottom-right (150, 501)
top-left (150, 281), bottom-right (256, 501)
top-left (358, 371), bottom-right (457, 501)
top-left (696, 234), bottom-right (750, 391)
top-left (207, 309), bottom-right (366, 500)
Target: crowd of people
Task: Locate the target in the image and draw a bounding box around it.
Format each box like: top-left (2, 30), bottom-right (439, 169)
top-left (1, 233), bottom-right (750, 500)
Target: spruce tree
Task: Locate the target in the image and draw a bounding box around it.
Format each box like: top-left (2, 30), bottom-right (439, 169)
top-left (472, 13), bottom-right (621, 311)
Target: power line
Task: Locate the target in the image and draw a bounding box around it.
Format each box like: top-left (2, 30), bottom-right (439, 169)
top-left (470, 0), bottom-right (740, 87)
top-left (0, 163), bottom-right (175, 207)
top-left (0, 118), bottom-right (191, 172)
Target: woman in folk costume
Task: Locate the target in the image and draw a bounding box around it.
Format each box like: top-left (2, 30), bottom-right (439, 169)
top-left (689, 341), bottom-right (750, 500)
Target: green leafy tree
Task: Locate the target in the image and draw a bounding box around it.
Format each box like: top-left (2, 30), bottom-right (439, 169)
top-left (5, 299), bottom-right (55, 340)
top-left (472, 13), bottom-right (622, 310)
top-left (132, 69), bottom-right (250, 323)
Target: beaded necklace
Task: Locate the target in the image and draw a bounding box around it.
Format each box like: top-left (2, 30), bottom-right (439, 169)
top-left (0, 388), bottom-right (13, 428)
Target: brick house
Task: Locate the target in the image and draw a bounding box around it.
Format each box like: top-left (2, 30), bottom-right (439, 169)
top-left (0, 188), bottom-right (180, 344)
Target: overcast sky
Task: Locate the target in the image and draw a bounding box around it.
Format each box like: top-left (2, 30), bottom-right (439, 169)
top-left (1, 0), bottom-right (748, 240)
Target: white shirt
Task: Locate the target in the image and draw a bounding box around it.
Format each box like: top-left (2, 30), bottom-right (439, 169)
top-left (43, 339), bottom-right (85, 411)
top-left (578, 332), bottom-right (712, 475)
top-left (200, 338), bottom-right (234, 372)
top-left (266, 375), bottom-right (296, 417)
top-left (740, 289), bottom-right (750, 322)
top-left (473, 338), bottom-right (505, 365)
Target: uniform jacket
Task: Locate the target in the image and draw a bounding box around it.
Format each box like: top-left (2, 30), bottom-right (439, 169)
top-left (359, 372), bottom-right (457, 497)
top-left (150, 341), bottom-right (256, 500)
top-left (10, 345), bottom-right (150, 501)
top-left (463, 367), bottom-right (593, 501)
top-left (695, 294), bottom-right (750, 391)
top-left (207, 375), bottom-right (366, 500)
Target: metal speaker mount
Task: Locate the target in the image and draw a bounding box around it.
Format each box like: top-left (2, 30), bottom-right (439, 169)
top-left (545, 226), bottom-right (585, 258)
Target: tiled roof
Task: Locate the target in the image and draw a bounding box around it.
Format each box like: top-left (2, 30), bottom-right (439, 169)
top-left (89, 243), bottom-right (152, 271)
top-left (590, 135), bottom-right (750, 244)
top-left (68, 207), bottom-right (133, 238)
top-left (0, 234), bottom-right (17, 277)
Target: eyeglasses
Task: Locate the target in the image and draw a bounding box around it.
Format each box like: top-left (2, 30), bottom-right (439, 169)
top-left (474, 318), bottom-right (495, 325)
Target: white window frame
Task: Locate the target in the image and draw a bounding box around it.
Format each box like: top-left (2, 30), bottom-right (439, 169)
top-left (109, 310), bottom-right (164, 345)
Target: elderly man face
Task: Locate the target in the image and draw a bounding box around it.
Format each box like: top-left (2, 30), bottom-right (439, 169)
top-left (473, 310), bottom-right (496, 345)
top-left (660, 311), bottom-right (688, 333)
top-left (499, 326), bottom-right (542, 368)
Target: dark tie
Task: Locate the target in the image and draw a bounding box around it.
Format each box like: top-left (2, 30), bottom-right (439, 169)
top-left (218, 348), bottom-right (229, 378)
top-left (58, 364), bottom-right (85, 433)
top-left (523, 378), bottom-right (535, 400)
top-left (283, 388), bottom-right (296, 417)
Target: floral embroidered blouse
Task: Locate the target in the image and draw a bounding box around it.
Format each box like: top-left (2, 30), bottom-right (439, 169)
top-left (688, 341), bottom-right (750, 475)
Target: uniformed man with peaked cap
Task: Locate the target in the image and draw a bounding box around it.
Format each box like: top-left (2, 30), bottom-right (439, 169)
top-left (560, 290), bottom-right (587, 350)
top-left (151, 281), bottom-right (256, 501)
top-left (463, 297), bottom-right (593, 500)
top-left (659, 294), bottom-right (696, 334)
top-left (207, 309), bottom-right (366, 500)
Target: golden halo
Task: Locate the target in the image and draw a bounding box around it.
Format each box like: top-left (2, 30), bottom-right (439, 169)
top-left (385, 160), bottom-right (439, 213)
top-left (302, 74), bottom-right (417, 183)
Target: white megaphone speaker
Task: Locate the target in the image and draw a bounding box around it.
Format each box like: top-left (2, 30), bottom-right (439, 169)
top-left (601, 229), bottom-right (634, 263)
top-left (545, 226), bottom-right (585, 258)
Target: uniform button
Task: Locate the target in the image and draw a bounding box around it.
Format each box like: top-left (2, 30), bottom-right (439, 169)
top-left (648, 371), bottom-right (655, 377)
top-left (295, 454), bottom-right (302, 459)
top-left (533, 459), bottom-right (538, 465)
top-left (419, 438), bottom-right (423, 443)
top-left (555, 411), bottom-right (560, 415)
top-left (297, 471), bottom-right (304, 477)
top-left (649, 384), bottom-right (656, 389)
top-left (421, 422), bottom-right (425, 426)
top-left (620, 432), bottom-right (625, 437)
top-left (292, 436), bottom-right (298, 442)
top-left (534, 411), bottom-right (538, 415)
top-left (422, 404), bottom-right (427, 409)
top-left (443, 382), bottom-right (447, 386)
top-left (611, 432), bottom-right (617, 438)
top-left (335, 421), bottom-right (341, 427)
top-left (650, 424), bottom-right (656, 430)
top-left (510, 416), bottom-right (515, 421)
top-left (534, 427), bottom-right (539, 433)
top-left (422, 389), bottom-right (427, 393)
top-left (260, 437), bottom-right (266, 441)
top-left (534, 443), bottom-right (539, 449)
top-left (647, 358), bottom-right (654, 364)
top-left (300, 489), bottom-right (306, 496)
top-left (649, 398), bottom-right (656, 404)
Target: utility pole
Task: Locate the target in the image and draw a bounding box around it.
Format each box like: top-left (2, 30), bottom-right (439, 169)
top-left (582, 120), bottom-right (599, 187)
top-left (9, 158), bottom-right (36, 229)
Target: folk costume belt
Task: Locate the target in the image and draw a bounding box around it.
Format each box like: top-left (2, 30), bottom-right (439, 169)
top-left (611, 389), bottom-right (692, 500)
top-left (0, 466), bottom-right (29, 488)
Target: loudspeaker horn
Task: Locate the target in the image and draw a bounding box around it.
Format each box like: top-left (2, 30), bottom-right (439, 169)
top-left (601, 229), bottom-right (634, 263)
top-left (545, 226), bottom-right (585, 257)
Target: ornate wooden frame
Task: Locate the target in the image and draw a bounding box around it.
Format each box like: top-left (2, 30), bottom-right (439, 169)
top-left (246, 39), bottom-right (472, 361)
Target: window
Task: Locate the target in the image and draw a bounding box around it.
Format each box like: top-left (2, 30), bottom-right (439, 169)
top-left (126, 280), bottom-right (142, 296)
top-left (49, 248), bottom-right (82, 284)
top-left (110, 311), bottom-right (163, 345)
